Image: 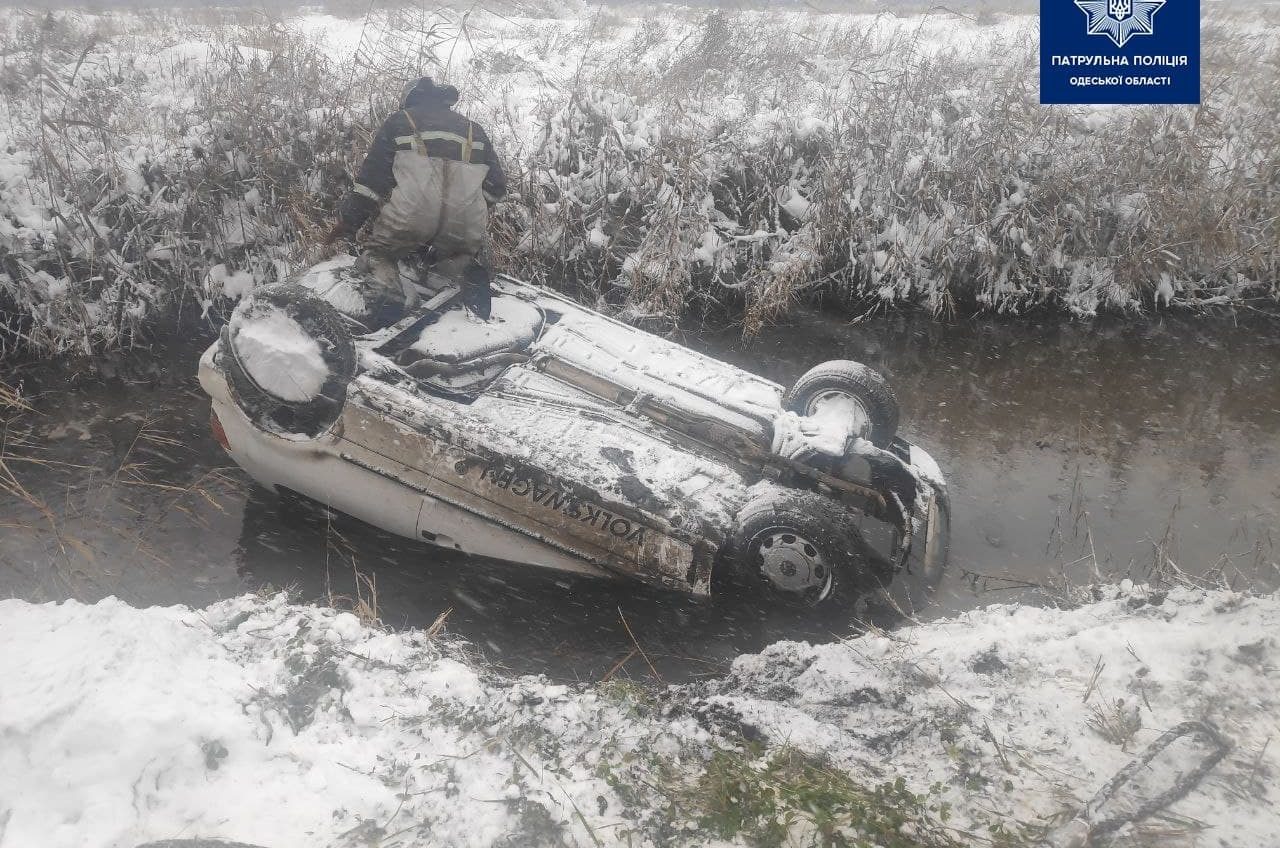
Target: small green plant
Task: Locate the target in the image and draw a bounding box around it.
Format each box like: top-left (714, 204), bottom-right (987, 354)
top-left (686, 746), bottom-right (958, 848)
top-left (596, 678), bottom-right (658, 715)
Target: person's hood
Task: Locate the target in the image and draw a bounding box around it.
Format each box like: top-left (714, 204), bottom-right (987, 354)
top-left (401, 76), bottom-right (460, 109)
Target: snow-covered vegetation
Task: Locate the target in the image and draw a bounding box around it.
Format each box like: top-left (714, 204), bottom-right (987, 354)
top-left (1, 584), bottom-right (1276, 847)
top-left (1, 3), bottom-right (1277, 356)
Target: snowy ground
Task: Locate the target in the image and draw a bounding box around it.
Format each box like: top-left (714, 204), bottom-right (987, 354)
top-left (1, 584), bottom-right (1276, 847)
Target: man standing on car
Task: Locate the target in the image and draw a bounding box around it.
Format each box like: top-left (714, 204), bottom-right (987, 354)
top-left (325, 76), bottom-right (507, 321)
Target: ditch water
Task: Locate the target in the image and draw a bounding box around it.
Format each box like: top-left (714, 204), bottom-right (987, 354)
top-left (2, 309), bottom-right (1278, 682)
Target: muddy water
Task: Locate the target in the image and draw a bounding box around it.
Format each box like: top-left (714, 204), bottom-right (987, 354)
top-left (2, 311), bottom-right (1278, 682)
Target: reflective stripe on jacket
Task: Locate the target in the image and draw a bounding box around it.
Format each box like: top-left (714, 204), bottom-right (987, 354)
top-left (337, 104), bottom-right (507, 255)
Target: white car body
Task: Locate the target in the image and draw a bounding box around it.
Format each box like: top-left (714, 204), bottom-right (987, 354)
top-left (199, 261), bottom-right (947, 599)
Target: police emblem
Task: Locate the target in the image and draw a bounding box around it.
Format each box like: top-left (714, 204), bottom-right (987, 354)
top-left (1074, 0), bottom-right (1166, 49)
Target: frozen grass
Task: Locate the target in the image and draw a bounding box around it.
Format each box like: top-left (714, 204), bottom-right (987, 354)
top-left (488, 7), bottom-right (1280, 332)
top-left (1, 4), bottom-right (1277, 356)
top-left (0, 379), bottom-right (46, 516)
top-left (0, 379), bottom-right (29, 414)
top-left (0, 8), bottom-right (362, 355)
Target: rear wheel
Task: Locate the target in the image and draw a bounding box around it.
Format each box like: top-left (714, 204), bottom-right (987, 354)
top-left (782, 361), bottom-right (899, 448)
top-left (224, 284), bottom-right (356, 439)
top-left (730, 489), bottom-right (888, 609)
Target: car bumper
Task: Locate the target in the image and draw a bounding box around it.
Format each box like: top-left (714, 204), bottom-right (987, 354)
top-left (903, 443), bottom-right (950, 580)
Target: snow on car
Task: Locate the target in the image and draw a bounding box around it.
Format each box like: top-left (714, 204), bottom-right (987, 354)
top-left (198, 256), bottom-right (949, 609)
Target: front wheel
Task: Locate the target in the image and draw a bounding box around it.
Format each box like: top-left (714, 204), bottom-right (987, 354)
top-left (782, 360), bottom-right (899, 448)
top-left (729, 489), bottom-right (888, 608)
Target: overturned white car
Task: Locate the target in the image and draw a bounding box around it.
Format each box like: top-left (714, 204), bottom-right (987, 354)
top-left (199, 257), bottom-right (948, 610)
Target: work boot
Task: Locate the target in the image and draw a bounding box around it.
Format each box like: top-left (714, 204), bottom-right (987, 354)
top-left (356, 252), bottom-right (410, 328)
top-left (460, 260), bottom-right (492, 320)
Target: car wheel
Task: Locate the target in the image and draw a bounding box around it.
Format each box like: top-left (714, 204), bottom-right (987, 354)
top-left (782, 360), bottom-right (899, 448)
top-left (730, 489), bottom-right (887, 608)
top-left (224, 283), bottom-right (357, 439)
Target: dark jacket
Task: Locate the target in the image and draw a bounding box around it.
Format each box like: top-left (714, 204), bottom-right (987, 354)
top-left (338, 98), bottom-right (507, 235)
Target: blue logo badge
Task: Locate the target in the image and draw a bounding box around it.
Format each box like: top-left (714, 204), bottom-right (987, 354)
top-left (1075, 0), bottom-right (1164, 48)
top-left (1041, 0), bottom-right (1200, 104)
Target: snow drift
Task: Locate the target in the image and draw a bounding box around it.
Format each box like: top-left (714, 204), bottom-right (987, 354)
top-left (0, 585), bottom-right (1276, 847)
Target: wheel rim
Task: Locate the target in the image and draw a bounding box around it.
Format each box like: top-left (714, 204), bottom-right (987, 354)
top-left (757, 531), bottom-right (834, 602)
top-left (804, 390), bottom-right (871, 440)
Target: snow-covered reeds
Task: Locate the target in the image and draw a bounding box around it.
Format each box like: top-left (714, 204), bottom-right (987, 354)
top-left (1, 6), bottom-right (1277, 357)
top-left (0, 9), bottom-right (362, 355)
top-left (496, 9), bottom-right (1280, 332)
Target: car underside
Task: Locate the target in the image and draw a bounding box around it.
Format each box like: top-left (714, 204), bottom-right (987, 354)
top-left (199, 258), bottom-right (949, 609)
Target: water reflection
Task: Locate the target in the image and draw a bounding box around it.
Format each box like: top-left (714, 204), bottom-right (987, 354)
top-left (700, 310), bottom-right (1280, 611)
top-left (233, 487), bottom-right (916, 681)
top-left (2, 311), bottom-right (1277, 679)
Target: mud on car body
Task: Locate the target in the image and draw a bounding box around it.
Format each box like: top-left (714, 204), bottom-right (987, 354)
top-left (199, 256), bottom-right (949, 610)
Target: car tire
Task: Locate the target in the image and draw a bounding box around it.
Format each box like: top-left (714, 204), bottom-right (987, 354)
top-left (782, 360), bottom-right (899, 448)
top-left (224, 283), bottom-right (357, 439)
top-left (729, 489), bottom-right (889, 609)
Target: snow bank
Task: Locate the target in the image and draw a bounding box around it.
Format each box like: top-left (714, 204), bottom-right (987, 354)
top-left (703, 585), bottom-right (1280, 845)
top-left (1, 586), bottom-right (1276, 847)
